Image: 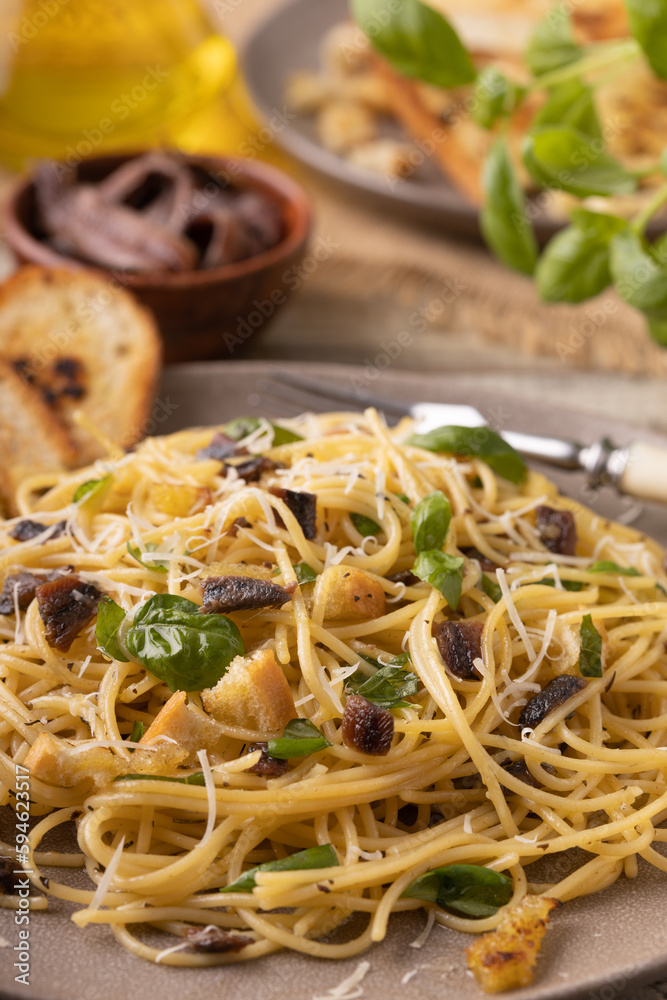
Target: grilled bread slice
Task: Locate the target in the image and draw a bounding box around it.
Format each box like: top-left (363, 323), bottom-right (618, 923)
top-left (0, 266), bottom-right (161, 465)
top-left (0, 359), bottom-right (76, 513)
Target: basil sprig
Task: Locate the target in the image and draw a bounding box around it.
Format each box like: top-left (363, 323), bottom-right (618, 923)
top-left (267, 718), bottom-right (331, 759)
top-left (525, 9), bottom-right (582, 76)
top-left (350, 512), bottom-right (381, 537)
top-left (97, 594), bottom-right (244, 692)
top-left (224, 416), bottom-right (302, 447)
top-left (411, 491), bottom-right (451, 554)
top-left (412, 551), bottom-right (464, 610)
top-left (610, 229), bottom-right (667, 321)
top-left (351, 0), bottom-right (475, 89)
top-left (473, 67), bottom-right (524, 131)
top-left (522, 126), bottom-right (637, 199)
top-left (346, 665), bottom-right (419, 709)
top-left (625, 0), bottom-right (667, 79)
top-left (532, 79), bottom-right (601, 139)
top-left (402, 864), bottom-right (513, 918)
top-left (579, 613), bottom-right (602, 677)
top-left (221, 843), bottom-right (339, 893)
top-left (410, 425), bottom-right (527, 485)
top-left (127, 541), bottom-right (170, 574)
top-left (73, 473), bottom-right (113, 508)
top-left (114, 771), bottom-right (206, 785)
top-left (590, 561), bottom-right (641, 577)
top-left (481, 138), bottom-right (538, 277)
top-left (536, 209), bottom-right (626, 304)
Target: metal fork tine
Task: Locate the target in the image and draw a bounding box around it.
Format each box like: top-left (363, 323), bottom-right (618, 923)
top-left (265, 371), bottom-right (409, 419)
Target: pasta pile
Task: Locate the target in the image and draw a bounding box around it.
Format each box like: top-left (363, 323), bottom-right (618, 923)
top-left (1, 409), bottom-right (666, 980)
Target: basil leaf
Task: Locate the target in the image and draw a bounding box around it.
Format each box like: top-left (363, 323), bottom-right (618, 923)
top-left (73, 473), bottom-right (113, 507)
top-left (127, 541), bottom-right (170, 574)
top-left (346, 665), bottom-right (419, 709)
top-left (223, 416), bottom-right (302, 446)
top-left (114, 771), bottom-right (206, 785)
top-left (610, 228), bottom-right (667, 320)
top-left (473, 67), bottom-right (524, 130)
top-left (412, 550), bottom-right (464, 610)
top-left (125, 593), bottom-right (244, 692)
top-left (525, 10), bottom-right (582, 76)
top-left (411, 491), bottom-right (452, 555)
top-left (522, 127), bottom-right (637, 198)
top-left (590, 560), bottom-right (640, 577)
top-left (221, 843), bottom-right (339, 894)
top-left (396, 493), bottom-right (410, 505)
top-left (96, 595), bottom-right (129, 662)
top-left (267, 718), bottom-right (331, 759)
top-left (625, 0), bottom-right (667, 79)
top-left (389, 652), bottom-right (411, 667)
top-left (481, 138), bottom-right (538, 276)
top-left (129, 720), bottom-right (145, 744)
top-left (480, 574), bottom-right (502, 603)
top-left (401, 864), bottom-right (513, 918)
top-left (534, 577), bottom-right (583, 592)
top-left (579, 613), bottom-right (602, 677)
top-left (409, 425), bottom-right (527, 485)
top-left (536, 209), bottom-right (626, 303)
top-left (532, 78), bottom-right (601, 139)
top-left (294, 561), bottom-right (318, 584)
top-left (351, 0), bottom-right (475, 89)
top-left (350, 512), bottom-right (381, 537)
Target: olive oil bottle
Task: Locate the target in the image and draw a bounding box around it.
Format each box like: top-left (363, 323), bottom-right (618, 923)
top-left (0, 0), bottom-right (236, 169)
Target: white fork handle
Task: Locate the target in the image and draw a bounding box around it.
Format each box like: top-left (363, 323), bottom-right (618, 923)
top-left (619, 442), bottom-right (667, 504)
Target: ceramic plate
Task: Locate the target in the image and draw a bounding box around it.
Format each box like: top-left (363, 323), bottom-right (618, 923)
top-left (1, 361), bottom-right (666, 1000)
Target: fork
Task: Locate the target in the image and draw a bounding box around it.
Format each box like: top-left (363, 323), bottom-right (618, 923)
top-left (251, 370), bottom-right (667, 505)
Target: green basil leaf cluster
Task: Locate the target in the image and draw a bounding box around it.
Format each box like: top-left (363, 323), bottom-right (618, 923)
top-left (610, 229), bottom-right (667, 322)
top-left (97, 594), bottom-right (244, 692)
top-left (481, 138), bottom-right (538, 276)
top-left (533, 79), bottom-right (601, 139)
top-left (537, 209), bottom-right (626, 303)
top-left (473, 67), bottom-right (524, 131)
top-left (412, 551), bottom-right (464, 610)
top-left (411, 491), bottom-right (452, 554)
top-left (224, 416), bottom-right (302, 446)
top-left (522, 126), bottom-right (637, 198)
top-left (351, 0), bottom-right (475, 89)
top-left (525, 10), bottom-right (582, 76)
top-left (127, 541), bottom-right (170, 574)
top-left (221, 843), bottom-right (339, 894)
top-left (579, 613), bottom-right (602, 677)
top-left (346, 665), bottom-right (419, 709)
top-left (350, 512), bottom-right (381, 537)
top-left (410, 424), bottom-right (527, 485)
top-left (401, 864), bottom-right (513, 917)
top-left (267, 718), bottom-right (331, 759)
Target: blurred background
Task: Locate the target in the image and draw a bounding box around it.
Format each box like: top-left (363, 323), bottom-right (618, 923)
top-left (0, 0), bottom-right (665, 431)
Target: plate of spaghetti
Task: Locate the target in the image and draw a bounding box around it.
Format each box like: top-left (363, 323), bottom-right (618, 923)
top-left (1, 362), bottom-right (666, 1000)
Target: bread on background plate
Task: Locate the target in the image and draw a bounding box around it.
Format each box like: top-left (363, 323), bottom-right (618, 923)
top-left (0, 266), bottom-right (161, 512)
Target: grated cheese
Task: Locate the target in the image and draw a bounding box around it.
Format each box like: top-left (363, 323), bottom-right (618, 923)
top-left (86, 835), bottom-right (125, 916)
top-left (497, 569), bottom-right (536, 661)
top-left (154, 940), bottom-right (190, 963)
top-left (197, 749), bottom-right (217, 843)
top-left (312, 960), bottom-right (371, 1000)
top-left (401, 970), bottom-right (418, 985)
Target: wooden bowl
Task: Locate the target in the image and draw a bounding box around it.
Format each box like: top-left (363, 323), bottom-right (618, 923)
top-left (3, 153), bottom-right (313, 364)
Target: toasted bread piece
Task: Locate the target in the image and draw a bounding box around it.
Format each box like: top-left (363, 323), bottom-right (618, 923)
top-left (466, 895), bottom-right (560, 993)
top-left (201, 648), bottom-right (296, 732)
top-left (0, 359), bottom-right (76, 513)
top-left (316, 565), bottom-right (386, 621)
top-left (140, 690), bottom-right (224, 754)
top-left (0, 266), bottom-right (161, 465)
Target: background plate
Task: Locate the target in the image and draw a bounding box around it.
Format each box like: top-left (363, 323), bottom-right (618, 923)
top-left (2, 361), bottom-right (666, 1000)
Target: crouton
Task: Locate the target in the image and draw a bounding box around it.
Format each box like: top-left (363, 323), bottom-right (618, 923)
top-left (466, 895), bottom-right (560, 993)
top-left (198, 561), bottom-right (275, 582)
top-left (316, 565), bottom-right (386, 621)
top-left (201, 648), bottom-right (296, 732)
top-left (23, 731), bottom-right (188, 789)
top-left (148, 483), bottom-right (211, 517)
top-left (140, 691), bottom-right (225, 753)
